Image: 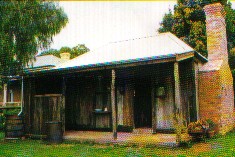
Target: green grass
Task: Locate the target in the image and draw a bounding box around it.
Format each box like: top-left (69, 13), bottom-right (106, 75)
top-left (0, 131), bottom-right (235, 157)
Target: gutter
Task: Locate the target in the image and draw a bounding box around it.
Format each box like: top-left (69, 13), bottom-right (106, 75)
top-left (23, 54), bottom-right (176, 76)
top-left (194, 51), bottom-right (208, 63)
top-left (22, 51), bottom-right (207, 77)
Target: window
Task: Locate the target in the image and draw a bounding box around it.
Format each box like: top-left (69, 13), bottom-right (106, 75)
top-left (9, 90), bottom-right (14, 102)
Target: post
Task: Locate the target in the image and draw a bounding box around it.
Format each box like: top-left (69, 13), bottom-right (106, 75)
top-left (174, 62), bottom-right (182, 143)
top-left (151, 76), bottom-right (156, 134)
top-left (27, 79), bottom-right (32, 134)
top-left (21, 76), bottom-right (24, 108)
top-left (174, 62), bottom-right (181, 111)
top-left (61, 77), bottom-right (66, 132)
top-left (3, 83), bottom-right (7, 106)
top-left (111, 69), bottom-right (117, 140)
top-left (193, 61), bottom-right (199, 120)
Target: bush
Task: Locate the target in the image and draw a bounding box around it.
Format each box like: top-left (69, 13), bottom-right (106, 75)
top-left (188, 119), bottom-right (209, 133)
top-left (0, 113), bottom-right (5, 130)
top-left (0, 108), bottom-right (21, 130)
top-left (3, 108), bottom-right (21, 116)
top-left (206, 119), bottom-right (216, 130)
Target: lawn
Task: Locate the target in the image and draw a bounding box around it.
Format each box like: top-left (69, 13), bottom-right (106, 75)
top-left (0, 131), bottom-right (235, 157)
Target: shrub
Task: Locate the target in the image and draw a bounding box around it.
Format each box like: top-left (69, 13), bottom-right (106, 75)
top-left (0, 112), bottom-right (5, 130)
top-left (0, 108), bottom-right (21, 130)
top-left (206, 119), bottom-right (216, 130)
top-left (3, 108), bottom-right (21, 116)
top-left (188, 119), bottom-right (209, 133)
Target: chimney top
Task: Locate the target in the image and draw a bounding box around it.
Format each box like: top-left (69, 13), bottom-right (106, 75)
top-left (203, 2), bottom-right (228, 62)
top-left (204, 3), bottom-right (226, 18)
top-left (60, 52), bottom-right (71, 62)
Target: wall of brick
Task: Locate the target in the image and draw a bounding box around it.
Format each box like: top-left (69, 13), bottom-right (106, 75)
top-left (219, 62), bottom-right (234, 134)
top-left (198, 3), bottom-right (234, 134)
top-left (199, 70), bottom-right (222, 129)
top-left (199, 64), bottom-right (234, 134)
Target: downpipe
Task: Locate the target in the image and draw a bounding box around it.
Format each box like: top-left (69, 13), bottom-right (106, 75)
top-left (18, 76), bottom-right (23, 116)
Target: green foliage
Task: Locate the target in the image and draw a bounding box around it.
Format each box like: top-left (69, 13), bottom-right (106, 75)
top-left (40, 44), bottom-right (90, 59)
top-left (158, 0), bottom-right (235, 60)
top-left (71, 44), bottom-right (90, 59)
top-left (0, 113), bottom-right (5, 130)
top-left (3, 108), bottom-right (21, 116)
top-left (173, 111), bottom-right (185, 143)
top-left (0, 1), bottom-right (68, 80)
top-left (206, 119), bottom-right (216, 130)
top-left (59, 47), bottom-right (72, 54)
top-left (159, 9), bottom-right (174, 33)
top-left (0, 108), bottom-right (21, 130)
top-left (188, 119), bottom-right (209, 133)
top-left (39, 49), bottom-right (59, 58)
top-left (178, 140), bottom-right (193, 148)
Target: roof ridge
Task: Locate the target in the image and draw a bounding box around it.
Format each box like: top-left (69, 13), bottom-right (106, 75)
top-left (109, 33), bottom-right (164, 44)
top-left (166, 33), bottom-right (190, 52)
top-left (36, 54), bottom-right (61, 59)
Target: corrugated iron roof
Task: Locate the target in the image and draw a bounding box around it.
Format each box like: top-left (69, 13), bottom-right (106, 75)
top-left (23, 55), bottom-right (63, 73)
top-left (27, 55), bottom-right (62, 68)
top-left (56, 32), bottom-right (206, 70)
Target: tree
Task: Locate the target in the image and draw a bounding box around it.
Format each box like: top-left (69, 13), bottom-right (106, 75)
top-left (39, 49), bottom-right (60, 58)
top-left (71, 44), bottom-right (90, 59)
top-left (158, 0), bottom-right (235, 66)
top-left (158, 9), bottom-right (174, 33)
top-left (0, 1), bottom-right (68, 78)
top-left (40, 44), bottom-right (90, 59)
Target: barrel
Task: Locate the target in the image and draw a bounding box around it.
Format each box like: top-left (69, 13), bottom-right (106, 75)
top-left (45, 121), bottom-right (63, 143)
top-left (5, 115), bottom-right (24, 138)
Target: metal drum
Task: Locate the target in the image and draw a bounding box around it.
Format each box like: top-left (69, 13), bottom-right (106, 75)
top-left (45, 121), bottom-right (63, 143)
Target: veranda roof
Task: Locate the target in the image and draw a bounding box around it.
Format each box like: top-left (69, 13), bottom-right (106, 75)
top-left (55, 32), bottom-right (207, 71)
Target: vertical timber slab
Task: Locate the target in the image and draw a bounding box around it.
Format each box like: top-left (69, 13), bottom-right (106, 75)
top-left (193, 61), bottom-right (199, 120)
top-left (117, 90), bottom-right (124, 125)
top-left (28, 78), bottom-right (34, 134)
top-left (25, 79), bottom-right (31, 134)
top-left (29, 79), bottom-right (33, 134)
top-left (111, 69), bottom-right (117, 140)
top-left (174, 62), bottom-right (181, 112)
top-left (62, 77), bottom-right (66, 132)
top-left (123, 83), bottom-right (134, 127)
top-left (151, 76), bottom-right (157, 134)
top-left (174, 61), bottom-right (182, 143)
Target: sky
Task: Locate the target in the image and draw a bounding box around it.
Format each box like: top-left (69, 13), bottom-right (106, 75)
top-left (49, 1), bottom-right (235, 52)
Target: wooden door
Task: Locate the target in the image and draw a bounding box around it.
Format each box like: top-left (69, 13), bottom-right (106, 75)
top-left (134, 84), bottom-right (152, 128)
top-left (32, 95), bottom-right (64, 135)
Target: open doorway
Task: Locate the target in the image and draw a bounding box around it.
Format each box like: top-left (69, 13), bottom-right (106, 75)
top-left (134, 81), bottom-right (152, 128)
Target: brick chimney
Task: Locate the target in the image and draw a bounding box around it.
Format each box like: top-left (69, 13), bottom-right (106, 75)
top-left (204, 3), bottom-right (228, 62)
top-left (198, 3), bottom-right (234, 135)
top-left (60, 52), bottom-right (71, 62)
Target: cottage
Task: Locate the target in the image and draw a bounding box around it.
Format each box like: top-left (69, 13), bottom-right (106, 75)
top-left (4, 3), bottom-right (234, 140)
